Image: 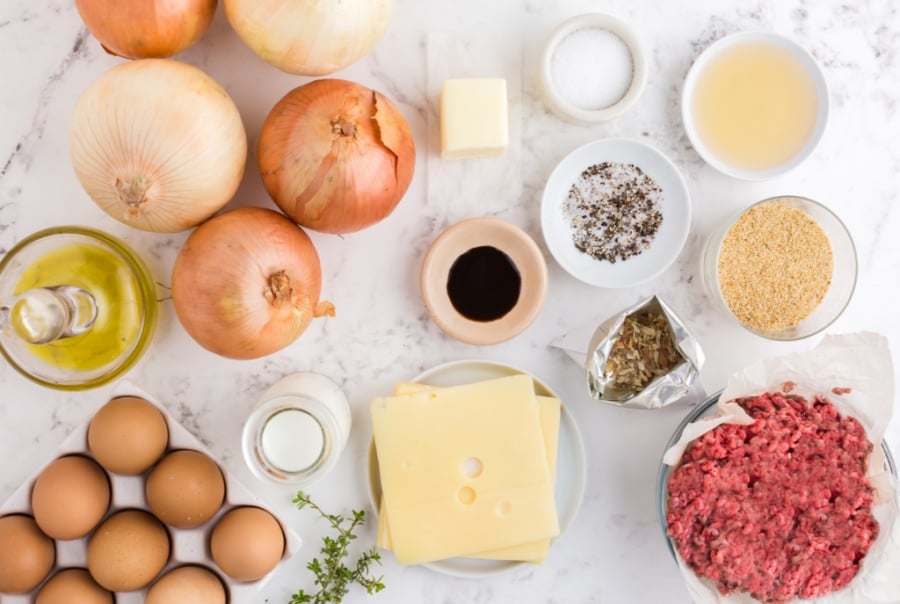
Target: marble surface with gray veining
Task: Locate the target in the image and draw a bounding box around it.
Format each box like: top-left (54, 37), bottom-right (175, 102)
top-left (1, 1), bottom-right (899, 602)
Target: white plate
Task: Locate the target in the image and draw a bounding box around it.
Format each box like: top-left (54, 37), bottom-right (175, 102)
top-left (367, 359), bottom-right (587, 578)
top-left (540, 138), bottom-right (691, 287)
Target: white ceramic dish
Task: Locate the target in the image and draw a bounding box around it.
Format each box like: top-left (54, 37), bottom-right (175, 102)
top-left (538, 13), bottom-right (647, 122)
top-left (367, 359), bottom-right (587, 578)
top-left (0, 381), bottom-right (301, 603)
top-left (541, 138), bottom-right (691, 288)
top-left (681, 31), bottom-right (829, 180)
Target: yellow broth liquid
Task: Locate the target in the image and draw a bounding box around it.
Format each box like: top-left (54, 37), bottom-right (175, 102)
top-left (14, 242), bottom-right (145, 372)
top-left (692, 42), bottom-right (818, 171)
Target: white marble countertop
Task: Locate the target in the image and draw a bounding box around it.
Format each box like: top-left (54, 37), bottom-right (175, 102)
top-left (1, 1), bottom-right (899, 603)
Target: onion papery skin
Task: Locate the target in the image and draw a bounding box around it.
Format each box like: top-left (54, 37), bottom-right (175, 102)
top-left (223, 0), bottom-right (394, 76)
top-left (258, 79), bottom-right (416, 234)
top-left (69, 59), bottom-right (247, 233)
top-left (75, 0), bottom-right (217, 59)
top-left (171, 207), bottom-right (334, 359)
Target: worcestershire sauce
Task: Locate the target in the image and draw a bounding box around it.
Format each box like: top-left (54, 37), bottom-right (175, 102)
top-left (446, 246), bottom-right (521, 321)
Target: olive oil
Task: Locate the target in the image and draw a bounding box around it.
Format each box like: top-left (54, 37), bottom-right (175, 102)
top-left (14, 242), bottom-right (147, 372)
top-left (692, 42), bottom-right (818, 171)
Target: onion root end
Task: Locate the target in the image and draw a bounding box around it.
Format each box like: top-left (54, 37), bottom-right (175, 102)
top-left (314, 301), bottom-right (336, 318)
top-left (115, 175), bottom-right (152, 216)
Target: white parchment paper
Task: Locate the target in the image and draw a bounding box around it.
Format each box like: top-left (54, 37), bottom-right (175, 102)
top-left (662, 333), bottom-right (900, 603)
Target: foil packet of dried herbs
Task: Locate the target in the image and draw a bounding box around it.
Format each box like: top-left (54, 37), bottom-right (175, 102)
top-left (586, 296), bottom-right (704, 408)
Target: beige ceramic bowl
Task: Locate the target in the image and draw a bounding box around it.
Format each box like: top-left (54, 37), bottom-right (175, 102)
top-left (420, 217), bottom-right (548, 345)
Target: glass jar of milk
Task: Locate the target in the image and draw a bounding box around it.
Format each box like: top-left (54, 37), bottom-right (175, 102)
top-left (242, 372), bottom-right (352, 487)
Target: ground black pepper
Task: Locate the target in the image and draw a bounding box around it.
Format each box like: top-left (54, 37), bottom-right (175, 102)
top-left (562, 162), bottom-right (663, 263)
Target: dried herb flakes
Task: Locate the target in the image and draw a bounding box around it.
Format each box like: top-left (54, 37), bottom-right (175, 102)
top-left (605, 312), bottom-right (680, 391)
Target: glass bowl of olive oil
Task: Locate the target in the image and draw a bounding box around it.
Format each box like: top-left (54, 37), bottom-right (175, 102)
top-left (0, 227), bottom-right (157, 389)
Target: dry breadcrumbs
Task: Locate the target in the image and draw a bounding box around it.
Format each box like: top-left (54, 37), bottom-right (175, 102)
top-left (717, 202), bottom-right (833, 332)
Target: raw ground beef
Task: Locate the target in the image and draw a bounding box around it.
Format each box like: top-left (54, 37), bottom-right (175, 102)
top-left (666, 392), bottom-right (879, 603)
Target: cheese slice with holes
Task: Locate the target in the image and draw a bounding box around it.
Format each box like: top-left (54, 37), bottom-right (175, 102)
top-left (371, 375), bottom-right (559, 565)
top-left (377, 381), bottom-right (561, 562)
top-left (379, 382), bottom-right (560, 561)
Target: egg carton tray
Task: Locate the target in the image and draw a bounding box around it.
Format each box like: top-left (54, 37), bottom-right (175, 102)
top-left (0, 381), bottom-right (302, 603)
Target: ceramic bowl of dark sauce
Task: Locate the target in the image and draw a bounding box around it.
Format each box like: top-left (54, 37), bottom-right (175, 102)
top-left (420, 217), bottom-right (548, 345)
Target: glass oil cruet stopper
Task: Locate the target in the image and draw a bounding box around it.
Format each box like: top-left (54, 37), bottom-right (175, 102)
top-left (1, 285), bottom-right (98, 345)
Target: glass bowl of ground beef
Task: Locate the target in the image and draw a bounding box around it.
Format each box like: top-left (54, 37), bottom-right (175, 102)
top-left (700, 196), bottom-right (857, 341)
top-left (657, 391), bottom-right (896, 603)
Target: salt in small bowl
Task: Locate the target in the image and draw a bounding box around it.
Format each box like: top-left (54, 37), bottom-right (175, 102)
top-left (538, 13), bottom-right (648, 123)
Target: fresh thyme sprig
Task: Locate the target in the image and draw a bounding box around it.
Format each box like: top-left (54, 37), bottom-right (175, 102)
top-left (290, 491), bottom-right (385, 604)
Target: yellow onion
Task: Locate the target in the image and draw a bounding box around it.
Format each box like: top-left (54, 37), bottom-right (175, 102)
top-left (224, 0), bottom-right (394, 76)
top-left (171, 207), bottom-right (335, 359)
top-left (69, 59), bottom-right (247, 233)
top-left (258, 79), bottom-right (416, 234)
top-left (75, 0), bottom-right (217, 59)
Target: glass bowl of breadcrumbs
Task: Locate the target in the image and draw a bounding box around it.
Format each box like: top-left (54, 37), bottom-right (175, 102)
top-left (701, 196), bottom-right (856, 340)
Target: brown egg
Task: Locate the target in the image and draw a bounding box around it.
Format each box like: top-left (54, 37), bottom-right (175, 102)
top-left (36, 568), bottom-right (113, 604)
top-left (88, 396), bottom-right (168, 475)
top-left (87, 509), bottom-right (170, 591)
top-left (146, 566), bottom-right (227, 604)
top-left (0, 514), bottom-right (55, 593)
top-left (146, 449), bottom-right (225, 528)
top-left (211, 506), bottom-right (285, 581)
top-left (32, 455), bottom-right (110, 540)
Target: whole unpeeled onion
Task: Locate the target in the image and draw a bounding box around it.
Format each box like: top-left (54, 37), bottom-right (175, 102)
top-left (69, 59), bottom-right (247, 233)
top-left (258, 79), bottom-right (416, 234)
top-left (224, 0), bottom-right (393, 76)
top-left (75, 0), bottom-right (217, 59)
top-left (171, 207), bottom-right (334, 359)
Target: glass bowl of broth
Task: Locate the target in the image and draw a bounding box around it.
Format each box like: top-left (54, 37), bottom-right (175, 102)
top-left (682, 31), bottom-right (829, 180)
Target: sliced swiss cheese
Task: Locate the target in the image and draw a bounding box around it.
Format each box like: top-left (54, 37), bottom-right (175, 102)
top-left (371, 375), bottom-right (559, 565)
top-left (378, 381), bottom-right (561, 562)
top-left (377, 382), bottom-right (561, 563)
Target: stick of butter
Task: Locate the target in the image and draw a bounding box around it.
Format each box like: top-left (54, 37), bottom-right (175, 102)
top-left (440, 78), bottom-right (509, 160)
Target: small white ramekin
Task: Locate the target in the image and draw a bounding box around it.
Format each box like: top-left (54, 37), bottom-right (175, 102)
top-left (538, 13), bottom-right (647, 123)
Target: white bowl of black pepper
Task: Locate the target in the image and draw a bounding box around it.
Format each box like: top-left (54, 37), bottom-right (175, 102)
top-left (540, 138), bottom-right (691, 288)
